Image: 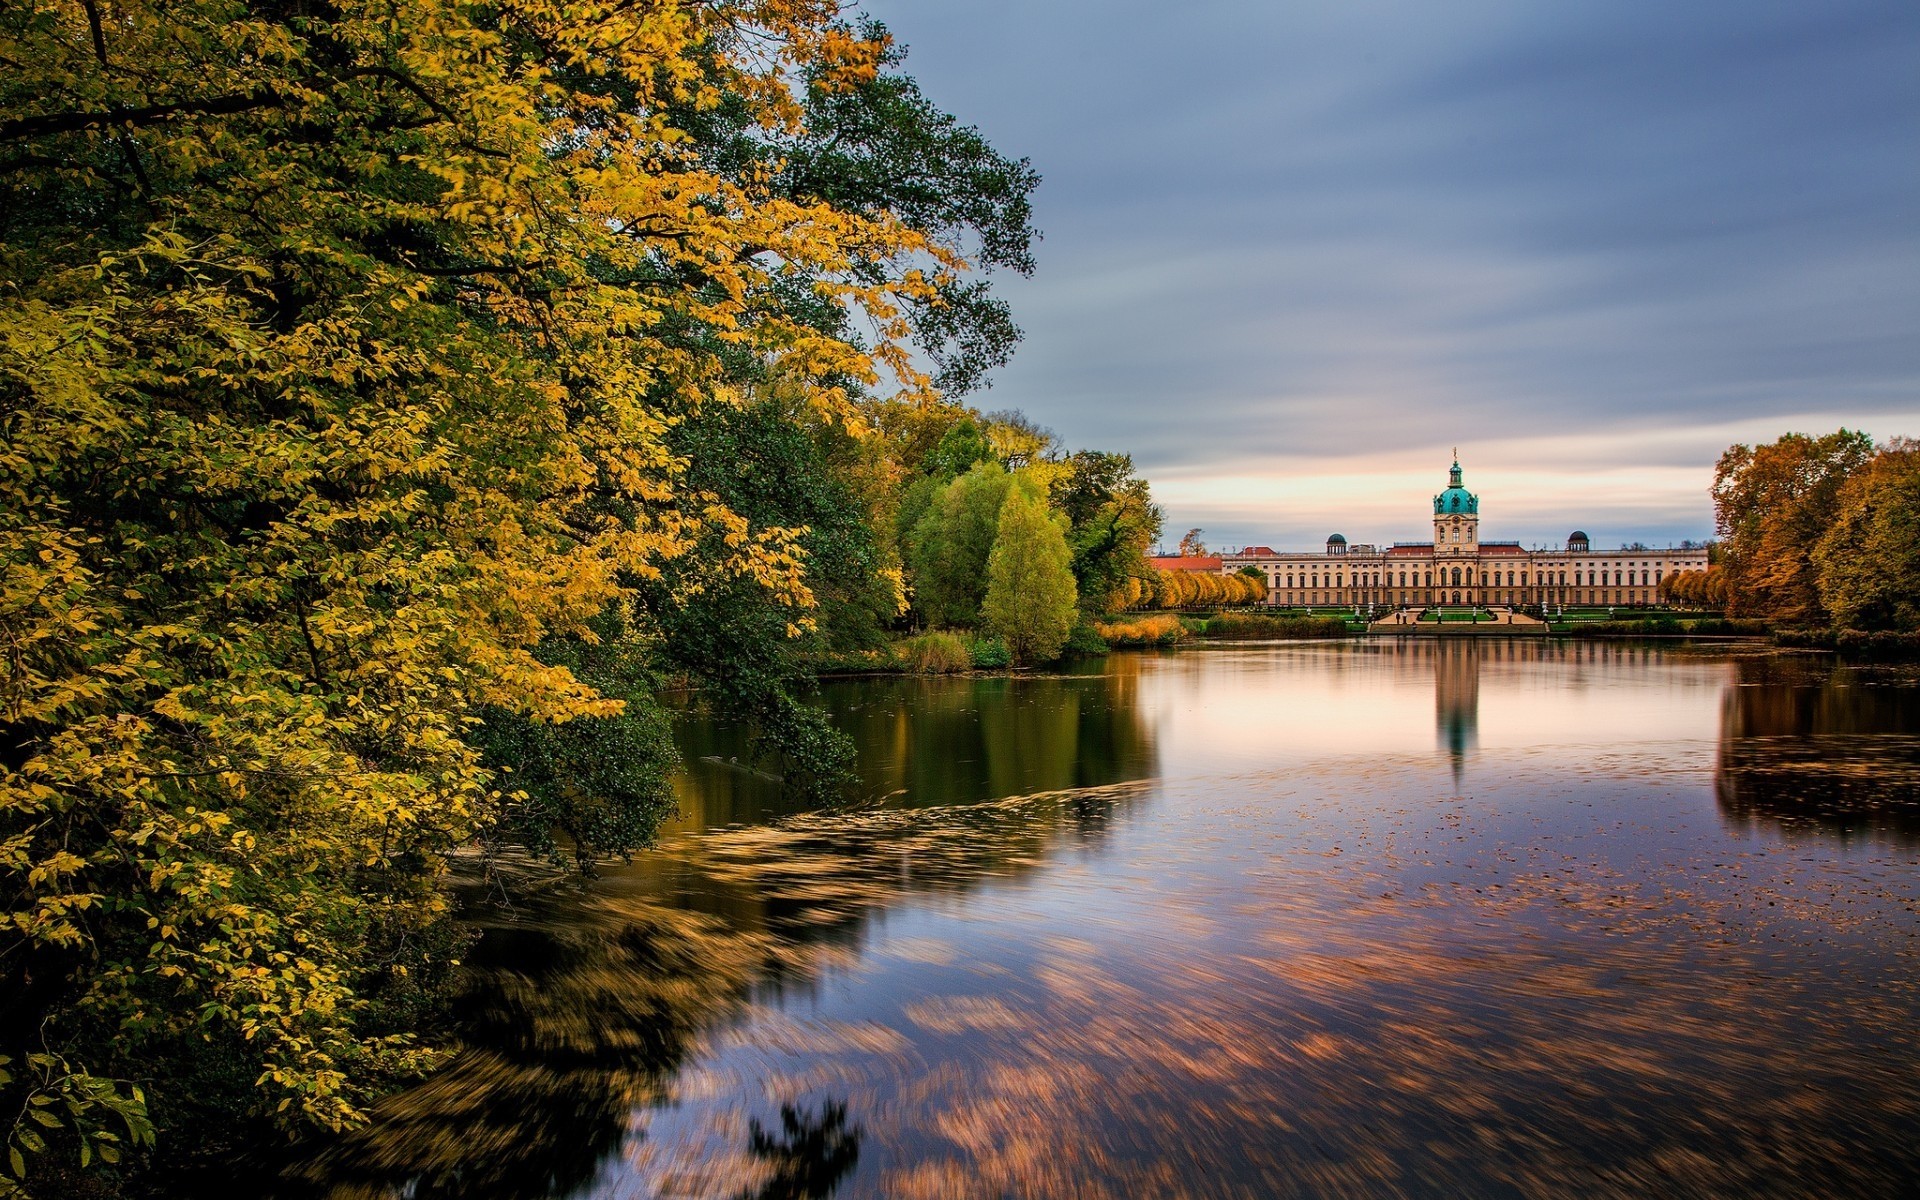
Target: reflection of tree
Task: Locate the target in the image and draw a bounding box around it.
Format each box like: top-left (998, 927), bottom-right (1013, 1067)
top-left (733, 1101), bottom-right (862, 1200)
top-left (682, 779), bottom-right (1157, 1006)
top-left (668, 662), bottom-right (1157, 833)
top-left (280, 773), bottom-right (1154, 1198)
top-left (277, 901), bottom-right (773, 1200)
top-left (1434, 641), bottom-right (1480, 785)
top-left (1716, 657), bottom-right (1920, 843)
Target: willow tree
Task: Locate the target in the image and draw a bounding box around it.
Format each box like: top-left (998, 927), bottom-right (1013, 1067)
top-left (0, 0), bottom-right (974, 1186)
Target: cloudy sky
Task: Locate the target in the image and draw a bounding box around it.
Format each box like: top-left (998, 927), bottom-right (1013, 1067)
top-left (863, 0), bottom-right (1920, 552)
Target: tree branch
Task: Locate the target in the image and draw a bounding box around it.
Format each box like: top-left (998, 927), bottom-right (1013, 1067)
top-left (0, 91), bottom-right (281, 143)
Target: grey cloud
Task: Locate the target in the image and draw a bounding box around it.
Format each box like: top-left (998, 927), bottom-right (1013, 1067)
top-left (863, 0), bottom-right (1919, 541)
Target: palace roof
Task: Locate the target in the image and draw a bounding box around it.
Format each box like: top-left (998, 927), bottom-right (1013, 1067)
top-left (1149, 555), bottom-right (1223, 572)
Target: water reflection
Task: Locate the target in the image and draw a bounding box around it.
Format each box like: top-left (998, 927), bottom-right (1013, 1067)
top-left (1716, 656), bottom-right (1920, 843)
top-left (278, 645), bottom-right (1920, 1199)
top-left (732, 1101), bottom-right (860, 1200)
top-left (1434, 641), bottom-right (1479, 783)
top-left (278, 897), bottom-right (773, 1200)
top-left (668, 656), bottom-right (1158, 834)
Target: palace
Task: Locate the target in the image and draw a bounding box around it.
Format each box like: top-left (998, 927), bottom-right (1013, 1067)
top-left (1221, 459), bottom-right (1709, 610)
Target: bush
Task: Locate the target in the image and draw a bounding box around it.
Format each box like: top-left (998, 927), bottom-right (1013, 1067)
top-left (1197, 613), bottom-right (1349, 639)
top-left (1062, 624), bottom-right (1111, 658)
top-left (1773, 629), bottom-right (1920, 659)
top-left (901, 631), bottom-right (974, 673)
top-left (1093, 614), bottom-right (1188, 647)
top-left (965, 634), bottom-right (1014, 669)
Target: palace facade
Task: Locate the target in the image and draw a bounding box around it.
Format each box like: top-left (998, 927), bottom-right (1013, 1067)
top-left (1221, 459), bottom-right (1709, 609)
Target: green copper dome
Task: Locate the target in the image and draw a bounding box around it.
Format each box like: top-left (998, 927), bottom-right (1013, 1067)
top-left (1432, 459), bottom-right (1479, 515)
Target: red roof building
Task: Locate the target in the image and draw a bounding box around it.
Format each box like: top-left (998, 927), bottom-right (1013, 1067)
top-left (1148, 555), bottom-right (1224, 572)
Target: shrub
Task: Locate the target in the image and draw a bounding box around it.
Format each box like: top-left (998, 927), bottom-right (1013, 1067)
top-left (1062, 624), bottom-right (1111, 658)
top-left (901, 631), bottom-right (974, 673)
top-left (965, 635), bottom-right (1014, 669)
top-left (1197, 613), bottom-right (1349, 639)
top-left (1093, 614), bottom-right (1188, 647)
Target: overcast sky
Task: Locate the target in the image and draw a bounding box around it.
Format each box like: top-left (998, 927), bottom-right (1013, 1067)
top-left (862, 0), bottom-right (1920, 551)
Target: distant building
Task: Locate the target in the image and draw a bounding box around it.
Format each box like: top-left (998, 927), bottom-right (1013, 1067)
top-left (1220, 459), bottom-right (1709, 608)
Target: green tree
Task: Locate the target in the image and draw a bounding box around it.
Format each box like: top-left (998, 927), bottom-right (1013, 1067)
top-left (1814, 439), bottom-right (1920, 631)
top-left (982, 484), bottom-right (1078, 664)
top-left (922, 416), bottom-right (997, 479)
top-left (674, 19), bottom-right (1040, 398)
top-left (908, 462), bottom-right (1012, 626)
top-left (1712, 430), bottom-right (1874, 623)
top-left (1052, 451), bottom-right (1163, 613)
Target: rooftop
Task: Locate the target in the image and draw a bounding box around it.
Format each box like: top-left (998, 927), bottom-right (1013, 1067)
top-left (1148, 555), bottom-right (1223, 572)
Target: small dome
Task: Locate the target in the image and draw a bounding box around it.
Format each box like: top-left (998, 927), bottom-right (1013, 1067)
top-left (1326, 533), bottom-right (1346, 544)
top-left (1567, 530), bottom-right (1590, 549)
top-left (1431, 459), bottom-right (1478, 516)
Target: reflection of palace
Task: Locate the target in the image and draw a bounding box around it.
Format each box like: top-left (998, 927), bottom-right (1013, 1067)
top-left (1223, 458), bottom-right (1710, 608)
top-left (1434, 641), bottom-right (1479, 784)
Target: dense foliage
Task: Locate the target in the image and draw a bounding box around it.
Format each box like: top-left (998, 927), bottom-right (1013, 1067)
top-left (981, 484), bottom-right (1077, 665)
top-left (1712, 431), bottom-right (1917, 631)
top-left (891, 412), bottom-right (1167, 641)
top-left (1129, 568), bottom-right (1266, 610)
top-left (0, 0), bottom-right (1050, 1192)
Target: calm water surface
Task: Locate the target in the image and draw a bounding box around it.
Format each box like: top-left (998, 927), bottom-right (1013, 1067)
top-left (296, 642), bottom-right (1920, 1199)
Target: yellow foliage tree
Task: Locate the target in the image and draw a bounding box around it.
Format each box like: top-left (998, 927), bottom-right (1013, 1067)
top-left (0, 0), bottom-right (967, 1182)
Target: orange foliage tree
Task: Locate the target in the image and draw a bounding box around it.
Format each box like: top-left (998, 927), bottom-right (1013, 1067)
top-left (1712, 431), bottom-right (1873, 624)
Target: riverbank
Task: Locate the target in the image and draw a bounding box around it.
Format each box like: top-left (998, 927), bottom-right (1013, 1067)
top-left (810, 612), bottom-right (1357, 676)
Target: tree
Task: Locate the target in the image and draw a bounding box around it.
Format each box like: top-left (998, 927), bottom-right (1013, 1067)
top-left (0, 0), bottom-right (994, 1187)
top-left (1814, 439), bottom-right (1920, 631)
top-left (922, 416), bottom-right (996, 479)
top-left (688, 19), bottom-right (1041, 398)
top-left (908, 462), bottom-right (1012, 626)
top-left (1052, 451), bottom-right (1162, 614)
top-left (982, 483), bottom-right (1078, 664)
top-left (1178, 528), bottom-right (1209, 557)
top-left (981, 409), bottom-right (1061, 470)
top-left (1712, 431), bottom-right (1874, 623)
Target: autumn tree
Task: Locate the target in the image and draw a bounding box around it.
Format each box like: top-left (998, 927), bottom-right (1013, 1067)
top-left (1178, 528), bottom-right (1209, 557)
top-left (982, 485), bottom-right (1078, 664)
top-left (1813, 439), bottom-right (1920, 631)
top-left (0, 0), bottom-right (1021, 1188)
top-left (1712, 431), bottom-right (1874, 623)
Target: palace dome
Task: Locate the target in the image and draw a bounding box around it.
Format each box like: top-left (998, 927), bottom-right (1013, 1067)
top-left (1567, 530), bottom-right (1590, 550)
top-left (1326, 533), bottom-right (1346, 544)
top-left (1431, 459), bottom-right (1479, 515)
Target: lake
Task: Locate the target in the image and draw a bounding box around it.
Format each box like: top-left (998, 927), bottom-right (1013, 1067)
top-left (289, 641), bottom-right (1920, 1199)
